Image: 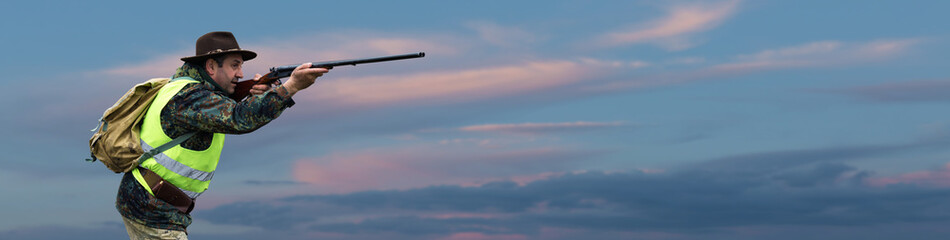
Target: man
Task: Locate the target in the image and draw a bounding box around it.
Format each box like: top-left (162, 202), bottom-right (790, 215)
top-left (115, 31), bottom-right (327, 239)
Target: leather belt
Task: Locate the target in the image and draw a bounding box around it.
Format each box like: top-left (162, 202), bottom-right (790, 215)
top-left (139, 167), bottom-right (195, 214)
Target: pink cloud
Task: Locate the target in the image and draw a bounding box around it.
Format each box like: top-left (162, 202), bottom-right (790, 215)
top-left (859, 39), bottom-right (922, 56)
top-left (291, 145), bottom-right (595, 193)
top-left (298, 60), bottom-right (603, 110)
top-left (459, 121), bottom-right (628, 135)
top-left (867, 162), bottom-right (950, 187)
top-left (292, 150), bottom-right (432, 193)
top-left (507, 172), bottom-right (568, 186)
top-left (595, 0), bottom-right (740, 50)
top-left (291, 145), bottom-right (651, 193)
top-left (98, 53), bottom-right (187, 79)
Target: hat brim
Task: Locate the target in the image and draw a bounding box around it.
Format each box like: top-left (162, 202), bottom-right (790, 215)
top-left (180, 49), bottom-right (257, 62)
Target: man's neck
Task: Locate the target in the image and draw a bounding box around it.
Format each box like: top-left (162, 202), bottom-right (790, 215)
top-left (173, 63), bottom-right (228, 93)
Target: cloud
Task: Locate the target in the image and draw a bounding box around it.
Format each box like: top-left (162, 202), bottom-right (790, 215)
top-left (191, 134), bottom-right (950, 239)
top-left (582, 38), bottom-right (923, 93)
top-left (201, 168), bottom-right (950, 239)
top-left (291, 144), bottom-right (603, 193)
top-left (459, 121), bottom-right (629, 135)
top-left (708, 39), bottom-right (922, 73)
top-left (99, 52), bottom-right (187, 79)
top-left (739, 41), bottom-right (843, 60)
top-left (297, 60), bottom-right (608, 112)
top-left (686, 144), bottom-right (902, 174)
top-left (868, 162), bottom-right (950, 187)
top-left (593, 0), bottom-right (741, 50)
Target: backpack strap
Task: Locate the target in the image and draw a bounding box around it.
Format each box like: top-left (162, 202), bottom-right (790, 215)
top-left (85, 132), bottom-right (197, 163)
top-left (137, 132), bottom-right (197, 163)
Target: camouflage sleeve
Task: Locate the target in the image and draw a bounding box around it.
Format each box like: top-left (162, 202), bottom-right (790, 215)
top-left (163, 82), bottom-right (295, 135)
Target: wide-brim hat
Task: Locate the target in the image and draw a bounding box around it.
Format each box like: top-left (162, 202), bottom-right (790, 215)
top-left (181, 31), bottom-right (257, 62)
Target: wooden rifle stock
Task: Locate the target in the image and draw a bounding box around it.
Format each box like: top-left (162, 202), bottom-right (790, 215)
top-left (231, 52), bottom-right (425, 100)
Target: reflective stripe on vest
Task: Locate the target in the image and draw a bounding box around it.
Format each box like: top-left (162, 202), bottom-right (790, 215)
top-left (140, 139), bottom-right (215, 181)
top-left (137, 77), bottom-right (225, 199)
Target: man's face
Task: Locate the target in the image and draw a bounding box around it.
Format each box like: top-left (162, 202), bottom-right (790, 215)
top-left (207, 53), bottom-right (244, 94)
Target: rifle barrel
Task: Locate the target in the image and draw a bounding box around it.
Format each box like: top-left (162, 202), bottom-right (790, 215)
top-left (231, 52), bottom-right (425, 101)
top-left (270, 52), bottom-right (425, 78)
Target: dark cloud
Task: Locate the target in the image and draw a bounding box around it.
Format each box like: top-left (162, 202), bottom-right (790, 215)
top-left (684, 133), bottom-right (950, 178)
top-left (688, 144), bottom-right (903, 174)
top-left (310, 216), bottom-right (517, 235)
top-left (291, 182), bottom-right (537, 213)
top-left (199, 163), bottom-right (950, 239)
top-left (771, 162), bottom-right (858, 187)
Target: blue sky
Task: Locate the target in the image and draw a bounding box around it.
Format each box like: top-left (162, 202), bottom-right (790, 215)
top-left (3, 0), bottom-right (950, 239)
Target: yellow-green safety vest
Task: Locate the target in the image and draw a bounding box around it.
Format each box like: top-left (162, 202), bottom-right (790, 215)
top-left (132, 77), bottom-right (225, 198)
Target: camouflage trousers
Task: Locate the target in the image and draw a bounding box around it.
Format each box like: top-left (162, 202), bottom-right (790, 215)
top-left (122, 217), bottom-right (187, 240)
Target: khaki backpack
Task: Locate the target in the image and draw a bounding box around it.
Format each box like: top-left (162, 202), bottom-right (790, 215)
top-left (87, 78), bottom-right (194, 173)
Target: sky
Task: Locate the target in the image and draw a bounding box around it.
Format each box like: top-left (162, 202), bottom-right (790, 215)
top-left (2, 0), bottom-right (950, 239)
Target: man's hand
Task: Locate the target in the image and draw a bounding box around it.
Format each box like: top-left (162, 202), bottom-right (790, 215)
top-left (249, 74), bottom-right (271, 95)
top-left (281, 63), bottom-right (328, 97)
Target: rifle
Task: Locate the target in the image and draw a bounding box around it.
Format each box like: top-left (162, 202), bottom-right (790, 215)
top-left (231, 52), bottom-right (426, 100)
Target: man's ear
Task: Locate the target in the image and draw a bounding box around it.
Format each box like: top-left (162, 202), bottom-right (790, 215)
top-left (204, 58), bottom-right (216, 77)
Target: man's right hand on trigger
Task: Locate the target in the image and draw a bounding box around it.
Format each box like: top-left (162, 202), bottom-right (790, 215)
top-left (282, 62), bottom-right (328, 96)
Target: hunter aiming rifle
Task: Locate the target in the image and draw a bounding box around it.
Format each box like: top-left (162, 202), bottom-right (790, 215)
top-left (231, 52), bottom-right (426, 100)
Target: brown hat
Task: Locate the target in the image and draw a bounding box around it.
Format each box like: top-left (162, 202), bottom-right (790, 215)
top-left (180, 31), bottom-right (257, 62)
